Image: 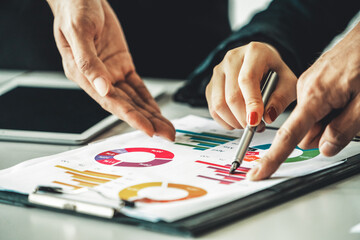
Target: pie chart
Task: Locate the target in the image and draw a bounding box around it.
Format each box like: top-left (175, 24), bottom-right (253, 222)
top-left (95, 148), bottom-right (174, 167)
top-left (119, 182), bottom-right (207, 203)
top-left (244, 144), bottom-right (320, 163)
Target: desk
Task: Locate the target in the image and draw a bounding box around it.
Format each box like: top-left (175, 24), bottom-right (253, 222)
top-left (0, 71), bottom-right (359, 240)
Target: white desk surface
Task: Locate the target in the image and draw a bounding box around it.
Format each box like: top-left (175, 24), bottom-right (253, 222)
top-left (0, 71), bottom-right (359, 240)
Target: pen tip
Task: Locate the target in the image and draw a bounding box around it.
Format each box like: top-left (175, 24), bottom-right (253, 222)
top-left (229, 162), bottom-right (239, 174)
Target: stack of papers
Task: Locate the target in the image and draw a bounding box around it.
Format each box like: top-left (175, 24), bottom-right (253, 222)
top-left (0, 115), bottom-right (358, 222)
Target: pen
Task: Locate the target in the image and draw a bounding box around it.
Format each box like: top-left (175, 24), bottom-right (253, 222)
top-left (229, 71), bottom-right (279, 174)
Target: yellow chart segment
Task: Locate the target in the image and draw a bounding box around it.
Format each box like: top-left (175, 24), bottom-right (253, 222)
top-left (119, 182), bottom-right (207, 203)
top-left (55, 165), bottom-right (121, 179)
top-left (53, 181), bottom-right (82, 190)
top-left (72, 179), bottom-right (99, 187)
top-left (67, 172), bottom-right (110, 183)
top-left (53, 165), bottom-right (121, 190)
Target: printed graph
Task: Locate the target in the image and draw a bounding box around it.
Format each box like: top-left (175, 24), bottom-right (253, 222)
top-left (95, 148), bottom-right (174, 167)
top-left (196, 161), bottom-right (250, 185)
top-left (175, 129), bottom-right (237, 151)
top-left (53, 165), bottom-right (122, 190)
top-left (248, 144), bottom-right (320, 163)
top-left (119, 182), bottom-right (207, 203)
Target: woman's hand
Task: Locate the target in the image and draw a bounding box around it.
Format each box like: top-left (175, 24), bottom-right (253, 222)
top-left (47, 0), bottom-right (175, 140)
top-left (206, 42), bottom-right (297, 131)
top-left (247, 23), bottom-right (360, 181)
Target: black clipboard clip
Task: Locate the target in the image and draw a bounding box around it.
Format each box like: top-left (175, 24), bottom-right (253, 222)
top-left (28, 185), bottom-right (135, 219)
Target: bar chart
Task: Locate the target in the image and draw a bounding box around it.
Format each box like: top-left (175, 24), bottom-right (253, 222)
top-left (175, 129), bottom-right (237, 151)
top-left (53, 165), bottom-right (122, 190)
top-left (196, 160), bottom-right (250, 185)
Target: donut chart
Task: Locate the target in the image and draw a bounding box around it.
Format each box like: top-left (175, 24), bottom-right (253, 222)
top-left (95, 148), bottom-right (174, 167)
top-left (119, 182), bottom-right (207, 203)
top-left (244, 144), bottom-right (320, 163)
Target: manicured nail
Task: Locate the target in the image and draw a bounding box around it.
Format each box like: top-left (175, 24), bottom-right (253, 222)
top-left (248, 112), bottom-right (258, 126)
top-left (267, 106), bottom-right (277, 122)
top-left (246, 164), bottom-right (260, 181)
top-left (320, 141), bottom-right (341, 156)
top-left (93, 77), bottom-right (108, 97)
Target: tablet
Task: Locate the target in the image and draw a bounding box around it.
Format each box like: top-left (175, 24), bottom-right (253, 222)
top-left (0, 78), bottom-right (164, 145)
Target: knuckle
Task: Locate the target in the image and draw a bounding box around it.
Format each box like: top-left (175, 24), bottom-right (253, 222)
top-left (245, 97), bottom-right (262, 108)
top-left (212, 64), bottom-right (222, 75)
top-left (326, 124), bottom-right (350, 143)
top-left (212, 97), bottom-right (226, 112)
top-left (71, 14), bottom-right (97, 34)
top-left (247, 41), bottom-right (263, 52)
top-left (75, 56), bottom-right (92, 75)
top-left (276, 127), bottom-right (295, 145)
top-left (223, 49), bottom-right (238, 64)
top-left (225, 91), bottom-right (241, 105)
top-left (238, 72), bottom-right (256, 85)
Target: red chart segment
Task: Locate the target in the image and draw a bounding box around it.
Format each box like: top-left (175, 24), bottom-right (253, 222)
top-left (196, 160), bottom-right (250, 185)
top-left (95, 148), bottom-right (174, 167)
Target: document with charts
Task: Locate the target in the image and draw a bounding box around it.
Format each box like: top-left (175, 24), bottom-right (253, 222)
top-left (0, 115), bottom-right (358, 222)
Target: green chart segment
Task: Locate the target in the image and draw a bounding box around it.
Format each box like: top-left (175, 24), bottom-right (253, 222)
top-left (175, 129), bottom-right (237, 151)
top-left (252, 144), bottom-right (320, 163)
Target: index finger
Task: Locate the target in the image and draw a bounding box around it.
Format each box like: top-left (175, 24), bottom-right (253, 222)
top-left (246, 103), bottom-right (320, 180)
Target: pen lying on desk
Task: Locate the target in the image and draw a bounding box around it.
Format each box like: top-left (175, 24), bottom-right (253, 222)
top-left (229, 71), bottom-right (279, 174)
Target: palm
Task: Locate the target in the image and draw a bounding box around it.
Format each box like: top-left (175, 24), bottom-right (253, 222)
top-left (51, 0), bottom-right (175, 141)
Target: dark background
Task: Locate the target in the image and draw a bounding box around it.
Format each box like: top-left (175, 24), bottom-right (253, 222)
top-left (0, 0), bottom-right (231, 79)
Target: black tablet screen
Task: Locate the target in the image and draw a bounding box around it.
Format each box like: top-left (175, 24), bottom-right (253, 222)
top-left (0, 86), bottom-right (111, 133)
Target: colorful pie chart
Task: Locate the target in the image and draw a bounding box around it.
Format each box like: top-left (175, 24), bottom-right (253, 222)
top-left (119, 182), bottom-right (207, 203)
top-left (95, 148), bottom-right (174, 167)
top-left (244, 144), bottom-right (320, 163)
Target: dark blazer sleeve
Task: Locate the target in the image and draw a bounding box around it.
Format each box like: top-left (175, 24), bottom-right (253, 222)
top-left (174, 0), bottom-right (360, 106)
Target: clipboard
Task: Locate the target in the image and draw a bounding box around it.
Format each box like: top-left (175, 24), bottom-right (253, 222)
top-left (0, 152), bottom-right (359, 237)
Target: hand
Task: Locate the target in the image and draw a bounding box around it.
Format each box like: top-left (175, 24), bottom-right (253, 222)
top-left (47, 0), bottom-right (175, 140)
top-left (206, 42), bottom-right (297, 131)
top-left (247, 23), bottom-right (360, 180)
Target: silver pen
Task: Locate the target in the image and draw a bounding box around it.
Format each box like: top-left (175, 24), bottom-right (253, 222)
top-left (229, 71), bottom-right (279, 174)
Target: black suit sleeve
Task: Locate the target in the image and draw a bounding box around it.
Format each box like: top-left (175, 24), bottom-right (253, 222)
top-left (174, 0), bottom-right (360, 106)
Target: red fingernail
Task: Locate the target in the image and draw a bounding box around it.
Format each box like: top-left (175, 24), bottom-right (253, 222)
top-left (248, 112), bottom-right (258, 125)
top-left (267, 107), bottom-right (277, 122)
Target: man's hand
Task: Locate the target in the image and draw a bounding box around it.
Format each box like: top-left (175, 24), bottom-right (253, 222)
top-left (47, 0), bottom-right (175, 140)
top-left (247, 23), bottom-right (360, 180)
top-left (206, 42), bottom-right (297, 131)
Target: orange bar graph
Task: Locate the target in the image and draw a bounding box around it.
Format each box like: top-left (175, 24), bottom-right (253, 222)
top-left (55, 165), bottom-right (121, 179)
top-left (73, 179), bottom-right (99, 188)
top-left (53, 165), bottom-right (122, 190)
top-left (67, 171), bottom-right (110, 183)
top-left (53, 181), bottom-right (82, 190)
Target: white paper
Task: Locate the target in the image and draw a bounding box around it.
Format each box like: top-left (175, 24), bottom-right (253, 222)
top-left (350, 222), bottom-right (360, 233)
top-left (0, 115), bottom-right (359, 222)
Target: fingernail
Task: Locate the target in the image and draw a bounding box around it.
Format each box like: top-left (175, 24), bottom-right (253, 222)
top-left (246, 164), bottom-right (261, 181)
top-left (320, 141), bottom-right (341, 156)
top-left (248, 112), bottom-right (258, 126)
top-left (93, 77), bottom-right (108, 97)
top-left (267, 106), bottom-right (277, 122)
